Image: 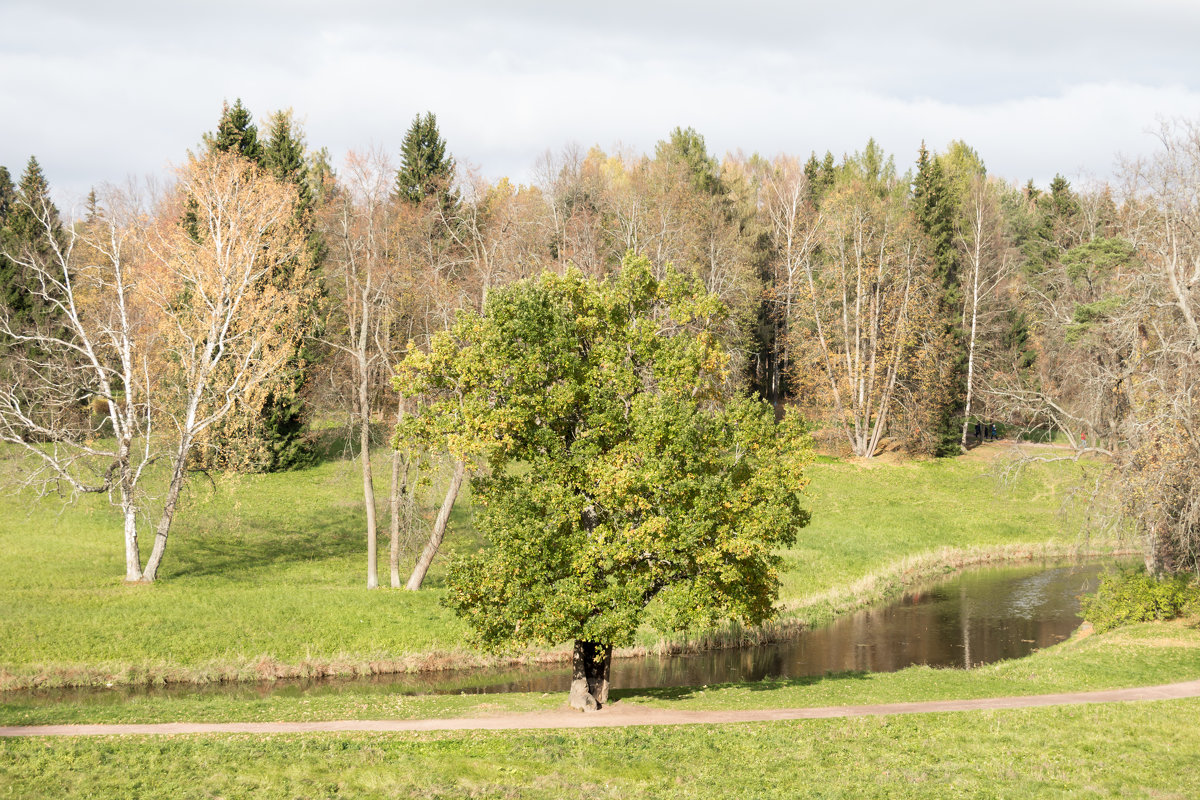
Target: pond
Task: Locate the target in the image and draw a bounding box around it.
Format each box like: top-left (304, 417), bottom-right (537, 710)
top-left (6, 561), bottom-right (1112, 708)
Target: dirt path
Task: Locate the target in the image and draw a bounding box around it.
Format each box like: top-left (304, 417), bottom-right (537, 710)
top-left (3, 679), bottom-right (1199, 738)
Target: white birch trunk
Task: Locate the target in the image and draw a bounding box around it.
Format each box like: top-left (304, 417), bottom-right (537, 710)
top-left (405, 460), bottom-right (466, 591)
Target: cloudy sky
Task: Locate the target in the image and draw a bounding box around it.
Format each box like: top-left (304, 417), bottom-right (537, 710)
top-left (3, 0), bottom-right (1199, 209)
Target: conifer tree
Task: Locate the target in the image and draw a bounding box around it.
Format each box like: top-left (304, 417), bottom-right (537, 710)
top-left (395, 112), bottom-right (455, 207)
top-left (0, 165), bottom-right (20, 350)
top-left (0, 166), bottom-right (14, 220)
top-left (205, 99), bottom-right (263, 162)
top-left (656, 126), bottom-right (722, 195)
top-left (912, 143), bottom-right (967, 456)
top-left (259, 109), bottom-right (325, 470)
top-left (263, 111), bottom-right (312, 211)
top-left (84, 188), bottom-right (100, 223)
top-left (803, 151), bottom-right (837, 207)
top-left (1, 158), bottom-right (63, 341)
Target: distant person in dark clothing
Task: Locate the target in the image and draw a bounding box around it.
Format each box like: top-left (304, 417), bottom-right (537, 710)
top-left (974, 422), bottom-right (982, 441)
top-left (991, 423), bottom-right (998, 440)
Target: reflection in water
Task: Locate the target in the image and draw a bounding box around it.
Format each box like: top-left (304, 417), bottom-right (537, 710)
top-left (6, 562), bottom-right (1107, 708)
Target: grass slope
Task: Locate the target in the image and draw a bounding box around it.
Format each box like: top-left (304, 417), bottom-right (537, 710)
top-left (0, 446), bottom-right (1114, 687)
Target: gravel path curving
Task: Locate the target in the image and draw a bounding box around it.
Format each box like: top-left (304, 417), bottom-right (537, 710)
top-left (3, 679), bottom-right (1199, 738)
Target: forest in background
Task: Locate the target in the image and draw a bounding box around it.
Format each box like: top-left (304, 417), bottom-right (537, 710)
top-left (1, 100), bottom-right (1198, 587)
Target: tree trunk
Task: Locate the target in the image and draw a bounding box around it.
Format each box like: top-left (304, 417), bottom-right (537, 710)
top-left (405, 459), bottom-right (465, 590)
top-left (1146, 523), bottom-right (1179, 576)
top-left (568, 640), bottom-right (613, 711)
top-left (360, 390), bottom-right (378, 589)
top-left (122, 501), bottom-right (142, 582)
top-left (141, 447), bottom-right (190, 582)
top-left (960, 278), bottom-right (980, 450)
top-left (117, 438), bottom-right (142, 582)
top-left (390, 395), bottom-right (413, 589)
top-left (389, 448), bottom-right (403, 589)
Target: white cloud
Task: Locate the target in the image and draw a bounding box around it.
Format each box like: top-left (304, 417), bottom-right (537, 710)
top-left (1, 1), bottom-right (1198, 204)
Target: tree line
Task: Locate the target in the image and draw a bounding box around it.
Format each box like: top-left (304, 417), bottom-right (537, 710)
top-left (2, 101), bottom-right (1198, 588)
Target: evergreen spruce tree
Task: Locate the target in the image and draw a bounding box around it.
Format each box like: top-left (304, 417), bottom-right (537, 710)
top-left (204, 99), bottom-right (263, 162)
top-left (263, 111), bottom-right (311, 208)
top-left (2, 158), bottom-right (63, 338)
top-left (913, 144), bottom-right (957, 294)
top-left (0, 165), bottom-right (20, 351)
top-left (912, 143), bottom-right (967, 456)
top-left (1019, 175), bottom-right (1078, 278)
top-left (0, 166), bottom-right (14, 220)
top-left (395, 112), bottom-right (456, 209)
top-left (84, 188), bottom-right (101, 223)
top-left (803, 153), bottom-right (822, 207)
top-left (258, 109), bottom-right (325, 471)
top-left (803, 151), bottom-right (837, 207)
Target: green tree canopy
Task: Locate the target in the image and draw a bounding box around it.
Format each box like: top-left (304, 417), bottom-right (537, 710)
top-left (395, 254), bottom-right (812, 709)
top-left (655, 126), bottom-right (722, 195)
top-left (262, 110), bottom-right (313, 214)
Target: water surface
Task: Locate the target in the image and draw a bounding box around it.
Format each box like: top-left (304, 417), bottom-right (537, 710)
top-left (6, 561), bottom-right (1108, 707)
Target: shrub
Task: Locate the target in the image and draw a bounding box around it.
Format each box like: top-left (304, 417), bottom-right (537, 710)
top-left (1081, 566), bottom-right (1200, 633)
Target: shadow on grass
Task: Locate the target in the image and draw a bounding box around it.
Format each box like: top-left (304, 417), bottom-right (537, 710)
top-left (308, 422), bottom-right (399, 466)
top-left (161, 470), bottom-right (481, 582)
top-left (611, 670), bottom-right (872, 704)
top-left (164, 512), bottom-right (365, 580)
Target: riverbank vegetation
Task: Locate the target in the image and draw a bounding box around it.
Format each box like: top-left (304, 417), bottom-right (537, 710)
top-left (1081, 566), bottom-right (1200, 632)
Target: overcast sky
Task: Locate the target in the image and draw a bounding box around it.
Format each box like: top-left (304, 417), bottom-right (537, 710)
top-left (3, 0), bottom-right (1199, 210)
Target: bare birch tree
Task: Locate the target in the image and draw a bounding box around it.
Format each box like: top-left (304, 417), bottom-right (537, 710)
top-left (956, 175), bottom-right (1014, 448)
top-left (0, 150), bottom-right (313, 582)
top-left (760, 155), bottom-right (821, 400)
top-left (322, 148), bottom-right (427, 588)
top-left (0, 187), bottom-right (155, 581)
top-left (789, 180), bottom-right (935, 457)
top-left (138, 150), bottom-right (316, 581)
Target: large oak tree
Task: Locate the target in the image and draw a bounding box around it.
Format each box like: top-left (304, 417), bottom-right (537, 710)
top-left (396, 254), bottom-right (812, 709)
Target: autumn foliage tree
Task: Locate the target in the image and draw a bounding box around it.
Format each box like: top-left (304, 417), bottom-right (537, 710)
top-left (192, 101), bottom-right (321, 472)
top-left (396, 254), bottom-right (811, 709)
top-left (147, 150), bottom-right (318, 579)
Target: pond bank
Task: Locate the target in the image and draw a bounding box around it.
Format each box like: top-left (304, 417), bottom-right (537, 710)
top-left (0, 541), bottom-right (1133, 692)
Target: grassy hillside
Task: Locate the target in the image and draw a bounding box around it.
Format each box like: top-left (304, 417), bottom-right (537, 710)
top-left (0, 444), bottom-right (1120, 688)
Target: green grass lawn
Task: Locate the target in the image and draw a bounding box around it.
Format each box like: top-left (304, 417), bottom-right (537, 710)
top-left (0, 445), bottom-right (1117, 688)
top-left (3, 620), bottom-right (1198, 798)
top-left (4, 700), bottom-right (1198, 799)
